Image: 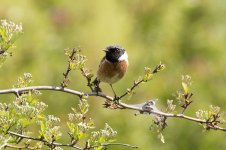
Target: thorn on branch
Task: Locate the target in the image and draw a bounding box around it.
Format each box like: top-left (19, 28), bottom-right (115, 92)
top-left (0, 49), bottom-right (5, 55)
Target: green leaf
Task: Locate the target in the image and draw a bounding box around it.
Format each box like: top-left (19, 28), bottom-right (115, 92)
top-left (182, 82), bottom-right (189, 94)
top-left (40, 121), bottom-right (46, 132)
top-left (98, 136), bottom-right (105, 143)
top-left (69, 62), bottom-right (76, 70)
top-left (158, 133), bottom-right (165, 143)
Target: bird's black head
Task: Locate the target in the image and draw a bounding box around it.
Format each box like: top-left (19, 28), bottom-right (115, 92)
top-left (104, 45), bottom-right (125, 63)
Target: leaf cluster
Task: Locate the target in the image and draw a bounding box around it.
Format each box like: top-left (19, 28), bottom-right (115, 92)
top-left (0, 73), bottom-right (118, 150)
top-left (0, 20), bottom-right (23, 67)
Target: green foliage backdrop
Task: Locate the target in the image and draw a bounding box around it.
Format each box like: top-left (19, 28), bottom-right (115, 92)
top-left (1, 0), bottom-right (226, 149)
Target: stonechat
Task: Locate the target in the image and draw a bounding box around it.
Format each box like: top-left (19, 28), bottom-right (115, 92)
top-left (95, 45), bottom-right (129, 100)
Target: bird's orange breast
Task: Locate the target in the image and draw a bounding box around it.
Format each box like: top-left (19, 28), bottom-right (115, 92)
top-left (97, 59), bottom-right (128, 84)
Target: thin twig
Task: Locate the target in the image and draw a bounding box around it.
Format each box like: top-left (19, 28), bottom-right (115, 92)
top-left (0, 50), bottom-right (5, 55)
top-left (119, 63), bottom-right (165, 99)
top-left (119, 79), bottom-right (144, 99)
top-left (4, 144), bottom-right (36, 150)
top-left (8, 131), bottom-right (41, 141)
top-left (61, 48), bottom-right (77, 88)
top-left (88, 143), bottom-right (138, 149)
top-left (80, 67), bottom-right (94, 91)
top-left (7, 131), bottom-right (83, 150)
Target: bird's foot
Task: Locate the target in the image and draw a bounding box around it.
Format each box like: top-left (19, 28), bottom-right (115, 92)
top-left (93, 78), bottom-right (102, 95)
top-left (94, 86), bottom-right (102, 95)
top-left (113, 95), bottom-right (120, 104)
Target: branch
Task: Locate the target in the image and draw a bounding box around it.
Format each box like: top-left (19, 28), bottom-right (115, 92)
top-left (4, 144), bottom-right (36, 150)
top-left (7, 131), bottom-right (83, 150)
top-left (1, 86), bottom-right (226, 131)
top-left (0, 86), bottom-right (112, 100)
top-left (88, 143), bottom-right (138, 149)
top-left (7, 130), bottom-right (137, 150)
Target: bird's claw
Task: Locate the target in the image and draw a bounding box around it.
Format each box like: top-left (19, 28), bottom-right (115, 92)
top-left (113, 96), bottom-right (120, 104)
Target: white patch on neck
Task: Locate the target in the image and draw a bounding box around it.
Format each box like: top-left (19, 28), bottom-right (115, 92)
top-left (118, 52), bottom-right (128, 62)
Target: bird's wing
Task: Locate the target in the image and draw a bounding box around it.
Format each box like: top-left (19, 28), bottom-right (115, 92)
top-left (99, 56), bottom-right (106, 68)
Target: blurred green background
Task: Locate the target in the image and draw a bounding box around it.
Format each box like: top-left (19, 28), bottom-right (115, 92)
top-left (1, 0), bottom-right (226, 149)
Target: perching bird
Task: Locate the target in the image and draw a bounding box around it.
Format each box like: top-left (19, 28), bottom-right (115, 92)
top-left (96, 45), bottom-right (128, 100)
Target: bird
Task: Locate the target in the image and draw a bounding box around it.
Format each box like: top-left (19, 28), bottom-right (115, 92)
top-left (95, 45), bottom-right (129, 100)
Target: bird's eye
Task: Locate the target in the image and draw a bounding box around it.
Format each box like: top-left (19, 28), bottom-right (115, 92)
top-left (113, 49), bottom-right (118, 52)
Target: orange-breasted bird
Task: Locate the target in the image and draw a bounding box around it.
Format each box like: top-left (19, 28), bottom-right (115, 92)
top-left (96, 45), bottom-right (128, 100)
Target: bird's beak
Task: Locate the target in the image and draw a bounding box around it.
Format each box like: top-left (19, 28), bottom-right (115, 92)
top-left (103, 49), bottom-right (108, 52)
